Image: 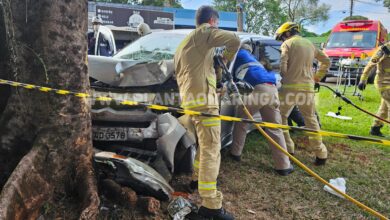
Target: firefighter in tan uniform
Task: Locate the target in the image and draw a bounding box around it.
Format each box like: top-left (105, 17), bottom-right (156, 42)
top-left (275, 22), bottom-right (330, 166)
top-left (358, 42), bottom-right (390, 137)
top-left (174, 6), bottom-right (240, 220)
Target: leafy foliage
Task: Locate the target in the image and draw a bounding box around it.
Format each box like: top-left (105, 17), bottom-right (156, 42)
top-left (343, 15), bottom-right (369, 21)
top-left (246, 0), bottom-right (288, 35)
top-left (212, 0), bottom-right (236, 11)
top-left (214, 0), bottom-right (287, 35)
top-left (213, 0), bottom-right (329, 35)
top-left (281, 0), bottom-right (330, 26)
top-left (95, 0), bottom-right (139, 4)
top-left (142, 0), bottom-right (182, 8)
top-left (94, 0), bottom-right (183, 8)
top-left (320, 29), bottom-right (331, 37)
top-left (301, 27), bottom-right (318, 37)
top-left (376, 0), bottom-right (390, 10)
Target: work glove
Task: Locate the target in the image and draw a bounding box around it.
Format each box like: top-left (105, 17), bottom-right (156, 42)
top-left (381, 44), bottom-right (390, 55)
top-left (358, 82), bottom-right (366, 91)
top-left (226, 81), bottom-right (237, 94)
top-left (235, 81), bottom-right (254, 95)
top-left (216, 81), bottom-right (223, 89)
top-left (314, 82), bottom-right (320, 92)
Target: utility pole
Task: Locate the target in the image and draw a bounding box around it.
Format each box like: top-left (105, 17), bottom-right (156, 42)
top-left (350, 0), bottom-right (354, 17)
top-left (236, 0), bottom-right (244, 32)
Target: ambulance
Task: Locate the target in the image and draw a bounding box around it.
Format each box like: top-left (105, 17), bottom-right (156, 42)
top-left (323, 20), bottom-right (388, 82)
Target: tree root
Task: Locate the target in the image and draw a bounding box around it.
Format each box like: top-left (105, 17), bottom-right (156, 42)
top-left (100, 179), bottom-right (161, 215)
top-left (0, 131), bottom-right (100, 220)
top-left (0, 145), bottom-right (51, 220)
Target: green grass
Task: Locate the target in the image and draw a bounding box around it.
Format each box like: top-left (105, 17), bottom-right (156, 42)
top-left (316, 83), bottom-right (388, 137)
top-left (218, 83), bottom-right (390, 219)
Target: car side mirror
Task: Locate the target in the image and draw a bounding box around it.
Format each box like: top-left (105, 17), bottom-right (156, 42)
top-left (320, 42), bottom-right (325, 49)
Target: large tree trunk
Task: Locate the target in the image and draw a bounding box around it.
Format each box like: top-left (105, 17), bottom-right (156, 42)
top-left (0, 0), bottom-right (99, 219)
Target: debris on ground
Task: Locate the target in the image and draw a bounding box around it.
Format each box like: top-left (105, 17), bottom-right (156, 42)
top-left (323, 177), bottom-right (347, 199)
top-left (94, 151), bottom-right (174, 201)
top-left (167, 196), bottom-right (198, 220)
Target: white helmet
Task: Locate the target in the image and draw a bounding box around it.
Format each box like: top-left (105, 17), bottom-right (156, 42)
top-left (137, 23), bottom-right (151, 36)
top-left (92, 16), bottom-right (103, 24)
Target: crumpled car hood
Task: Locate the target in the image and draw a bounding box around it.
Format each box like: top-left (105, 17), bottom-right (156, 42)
top-left (88, 55), bottom-right (174, 87)
top-left (94, 151), bottom-right (174, 201)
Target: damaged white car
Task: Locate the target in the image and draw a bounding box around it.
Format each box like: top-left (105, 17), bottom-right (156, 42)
top-left (89, 29), bottom-right (283, 196)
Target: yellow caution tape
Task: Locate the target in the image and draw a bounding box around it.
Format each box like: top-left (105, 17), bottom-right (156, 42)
top-left (1, 79), bottom-right (390, 147)
top-left (0, 79), bottom-right (388, 219)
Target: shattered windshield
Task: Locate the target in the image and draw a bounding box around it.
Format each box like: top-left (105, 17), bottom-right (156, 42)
top-left (326, 31), bottom-right (377, 49)
top-left (114, 32), bottom-right (186, 61)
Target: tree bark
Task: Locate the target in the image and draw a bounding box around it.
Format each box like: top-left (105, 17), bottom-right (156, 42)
top-left (0, 0), bottom-right (99, 219)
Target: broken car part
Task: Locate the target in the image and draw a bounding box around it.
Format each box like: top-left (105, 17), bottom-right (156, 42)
top-left (94, 151), bottom-right (174, 201)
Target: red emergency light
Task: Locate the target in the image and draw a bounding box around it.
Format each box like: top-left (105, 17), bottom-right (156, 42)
top-left (341, 20), bottom-right (373, 28)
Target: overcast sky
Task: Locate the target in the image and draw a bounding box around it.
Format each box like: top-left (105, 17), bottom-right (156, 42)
top-left (181, 0), bottom-right (390, 34)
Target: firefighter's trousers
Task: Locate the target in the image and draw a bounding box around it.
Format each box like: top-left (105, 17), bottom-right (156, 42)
top-left (191, 108), bottom-right (223, 209)
top-left (373, 96), bottom-right (389, 127)
top-left (230, 83), bottom-right (291, 170)
top-left (279, 91), bottom-right (327, 159)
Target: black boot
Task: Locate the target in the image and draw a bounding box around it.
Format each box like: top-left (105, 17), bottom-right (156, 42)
top-left (198, 206), bottom-right (234, 220)
top-left (229, 152), bottom-right (241, 162)
top-left (314, 157), bottom-right (327, 166)
top-left (189, 180), bottom-right (198, 192)
top-left (275, 165), bottom-right (294, 176)
top-left (370, 125), bottom-right (384, 137)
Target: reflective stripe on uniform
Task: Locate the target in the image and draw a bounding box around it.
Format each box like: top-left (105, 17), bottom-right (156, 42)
top-left (181, 98), bottom-right (206, 109)
top-left (282, 83), bottom-right (315, 91)
top-left (235, 62), bottom-right (262, 80)
top-left (207, 76), bottom-right (217, 89)
top-left (378, 86), bottom-right (390, 92)
top-left (193, 160), bottom-right (199, 169)
top-left (384, 68), bottom-right (390, 73)
top-left (198, 181), bottom-right (217, 190)
top-left (201, 117), bottom-right (221, 127)
top-left (223, 50), bottom-right (236, 61)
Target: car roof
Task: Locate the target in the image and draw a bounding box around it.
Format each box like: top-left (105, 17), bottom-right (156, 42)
top-left (151, 29), bottom-right (276, 42)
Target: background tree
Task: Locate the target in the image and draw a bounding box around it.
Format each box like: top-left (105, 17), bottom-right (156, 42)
top-left (246, 0), bottom-right (288, 35)
top-left (301, 27), bottom-right (318, 37)
top-left (214, 0), bottom-right (287, 35)
top-left (343, 15), bottom-right (369, 21)
top-left (375, 0), bottom-right (390, 10)
top-left (213, 0), bottom-right (329, 35)
top-left (213, 0), bottom-right (236, 11)
top-left (142, 0), bottom-right (183, 8)
top-left (0, 0), bottom-right (99, 219)
top-left (280, 0), bottom-right (330, 26)
top-left (94, 0), bottom-right (183, 8)
top-left (95, 0), bottom-right (139, 4)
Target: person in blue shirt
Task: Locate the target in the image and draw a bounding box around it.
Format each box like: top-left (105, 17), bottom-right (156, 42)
top-left (229, 43), bottom-right (293, 176)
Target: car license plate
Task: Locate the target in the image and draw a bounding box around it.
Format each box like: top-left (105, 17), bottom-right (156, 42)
top-left (93, 127), bottom-right (127, 141)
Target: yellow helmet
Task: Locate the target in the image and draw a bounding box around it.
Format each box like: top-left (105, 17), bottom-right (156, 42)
top-left (275, 22), bottom-right (300, 41)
